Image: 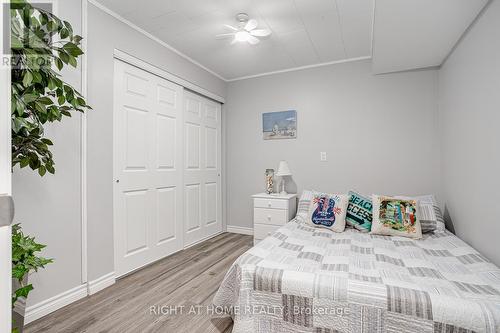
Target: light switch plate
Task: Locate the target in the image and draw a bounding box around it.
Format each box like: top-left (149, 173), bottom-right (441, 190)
top-left (320, 152), bottom-right (327, 161)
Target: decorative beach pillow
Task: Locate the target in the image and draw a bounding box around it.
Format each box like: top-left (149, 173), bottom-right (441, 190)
top-left (398, 195), bottom-right (445, 233)
top-left (346, 191), bottom-right (372, 232)
top-left (371, 195), bottom-right (422, 239)
top-left (306, 192), bottom-right (348, 232)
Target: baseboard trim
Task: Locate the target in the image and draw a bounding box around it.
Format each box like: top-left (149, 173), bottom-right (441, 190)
top-left (183, 231), bottom-right (224, 250)
top-left (88, 272), bottom-right (115, 295)
top-left (226, 225), bottom-right (254, 235)
top-left (23, 284), bottom-right (88, 324)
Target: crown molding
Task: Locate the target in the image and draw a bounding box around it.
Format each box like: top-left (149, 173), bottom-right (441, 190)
top-left (226, 56), bottom-right (372, 82)
top-left (87, 0), bottom-right (227, 81)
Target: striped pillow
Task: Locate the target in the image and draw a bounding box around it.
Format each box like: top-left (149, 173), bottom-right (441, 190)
top-left (295, 190), bottom-right (313, 224)
top-left (414, 195), bottom-right (445, 233)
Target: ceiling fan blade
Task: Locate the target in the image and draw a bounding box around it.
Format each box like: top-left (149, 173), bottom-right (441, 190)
top-left (244, 19), bottom-right (258, 31)
top-left (250, 29), bottom-right (271, 37)
top-left (215, 33), bottom-right (235, 39)
top-left (247, 35), bottom-right (260, 45)
top-left (224, 24), bottom-right (238, 31)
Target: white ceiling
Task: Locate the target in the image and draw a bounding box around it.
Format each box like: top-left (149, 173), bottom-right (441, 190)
top-left (94, 0), bottom-right (374, 80)
top-left (94, 0), bottom-right (489, 80)
top-left (372, 0), bottom-right (489, 74)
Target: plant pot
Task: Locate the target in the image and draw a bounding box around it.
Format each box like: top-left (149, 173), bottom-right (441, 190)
top-left (12, 276), bottom-right (27, 333)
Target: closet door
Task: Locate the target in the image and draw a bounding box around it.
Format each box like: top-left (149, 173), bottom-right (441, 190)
top-left (114, 60), bottom-right (184, 276)
top-left (183, 91), bottom-right (222, 246)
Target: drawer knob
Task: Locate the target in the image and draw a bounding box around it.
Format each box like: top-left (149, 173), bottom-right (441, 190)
top-left (267, 215), bottom-right (271, 220)
top-left (267, 201), bottom-right (272, 207)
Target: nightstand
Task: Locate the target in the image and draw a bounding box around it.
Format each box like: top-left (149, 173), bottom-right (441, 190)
top-left (252, 193), bottom-right (297, 245)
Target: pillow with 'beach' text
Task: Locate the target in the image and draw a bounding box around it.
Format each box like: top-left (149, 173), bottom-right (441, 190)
top-left (346, 191), bottom-right (372, 232)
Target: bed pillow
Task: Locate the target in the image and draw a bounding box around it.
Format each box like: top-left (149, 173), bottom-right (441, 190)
top-left (295, 190), bottom-right (313, 224)
top-left (414, 195), bottom-right (445, 233)
top-left (371, 195), bottom-right (422, 239)
top-left (346, 191), bottom-right (372, 232)
top-left (398, 195), bottom-right (445, 233)
top-left (306, 192), bottom-right (348, 232)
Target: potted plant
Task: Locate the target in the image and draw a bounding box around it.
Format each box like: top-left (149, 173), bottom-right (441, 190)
top-left (11, 224), bottom-right (53, 333)
top-left (10, 0), bottom-right (90, 331)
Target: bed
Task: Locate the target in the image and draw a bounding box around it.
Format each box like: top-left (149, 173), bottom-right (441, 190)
top-left (213, 219), bottom-right (500, 333)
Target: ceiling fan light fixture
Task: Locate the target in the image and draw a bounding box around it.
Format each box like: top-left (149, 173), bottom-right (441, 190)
top-left (235, 30), bottom-right (250, 42)
top-left (216, 13), bottom-right (271, 45)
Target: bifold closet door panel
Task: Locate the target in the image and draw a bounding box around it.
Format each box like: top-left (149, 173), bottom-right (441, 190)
top-left (183, 91), bottom-right (222, 246)
top-left (113, 59), bottom-right (184, 277)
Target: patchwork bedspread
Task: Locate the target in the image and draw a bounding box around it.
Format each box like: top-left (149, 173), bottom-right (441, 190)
top-left (213, 220), bottom-right (500, 333)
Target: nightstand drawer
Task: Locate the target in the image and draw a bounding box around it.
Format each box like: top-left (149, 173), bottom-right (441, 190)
top-left (254, 224), bottom-right (281, 239)
top-left (254, 198), bottom-right (288, 210)
top-left (254, 208), bottom-right (287, 226)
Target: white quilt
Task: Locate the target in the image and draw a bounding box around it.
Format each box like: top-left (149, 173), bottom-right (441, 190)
top-left (214, 220), bottom-right (500, 333)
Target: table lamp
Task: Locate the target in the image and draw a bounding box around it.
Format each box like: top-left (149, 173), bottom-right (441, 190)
top-left (275, 161), bottom-right (292, 195)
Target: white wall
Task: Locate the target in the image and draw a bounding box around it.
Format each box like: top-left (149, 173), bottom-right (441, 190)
top-left (12, 0), bottom-right (227, 309)
top-left (86, 3), bottom-right (227, 281)
top-left (12, 0), bottom-right (83, 306)
top-left (225, 60), bottom-right (440, 230)
top-left (438, 0), bottom-right (500, 265)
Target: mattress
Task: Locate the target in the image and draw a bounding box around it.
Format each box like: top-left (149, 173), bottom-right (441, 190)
top-left (213, 220), bottom-right (500, 333)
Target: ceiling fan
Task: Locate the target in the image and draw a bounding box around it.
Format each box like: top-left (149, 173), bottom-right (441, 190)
top-left (216, 13), bottom-right (272, 45)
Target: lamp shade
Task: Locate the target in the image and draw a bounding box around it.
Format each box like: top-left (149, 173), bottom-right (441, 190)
top-left (276, 160), bottom-right (292, 176)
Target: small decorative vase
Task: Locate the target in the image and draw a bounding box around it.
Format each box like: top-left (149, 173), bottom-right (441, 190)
top-left (265, 169), bottom-right (274, 194)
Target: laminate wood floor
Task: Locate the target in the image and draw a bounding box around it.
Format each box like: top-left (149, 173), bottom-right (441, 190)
top-left (25, 233), bottom-right (252, 333)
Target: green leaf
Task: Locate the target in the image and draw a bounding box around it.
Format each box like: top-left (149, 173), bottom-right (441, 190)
top-left (19, 157), bottom-right (30, 168)
top-left (11, 35), bottom-right (23, 49)
top-left (22, 71), bottom-right (33, 87)
top-left (39, 13), bottom-right (47, 25)
top-left (32, 71), bottom-right (42, 83)
top-left (38, 165), bottom-right (46, 176)
top-left (48, 78), bottom-right (56, 90)
top-left (63, 42), bottom-right (83, 57)
top-left (68, 55), bottom-right (77, 68)
top-left (22, 93), bottom-right (38, 103)
top-left (38, 97), bottom-right (52, 105)
top-left (15, 284), bottom-right (34, 298)
top-left (57, 95), bottom-right (65, 105)
top-left (55, 58), bottom-right (63, 71)
top-left (46, 20), bottom-right (58, 32)
top-left (58, 50), bottom-right (69, 64)
top-left (40, 138), bottom-right (53, 145)
top-left (76, 97), bottom-right (86, 107)
top-left (46, 166), bottom-right (55, 174)
top-left (60, 27), bottom-right (69, 39)
top-left (12, 118), bottom-right (26, 133)
top-left (63, 20), bottom-right (73, 35)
